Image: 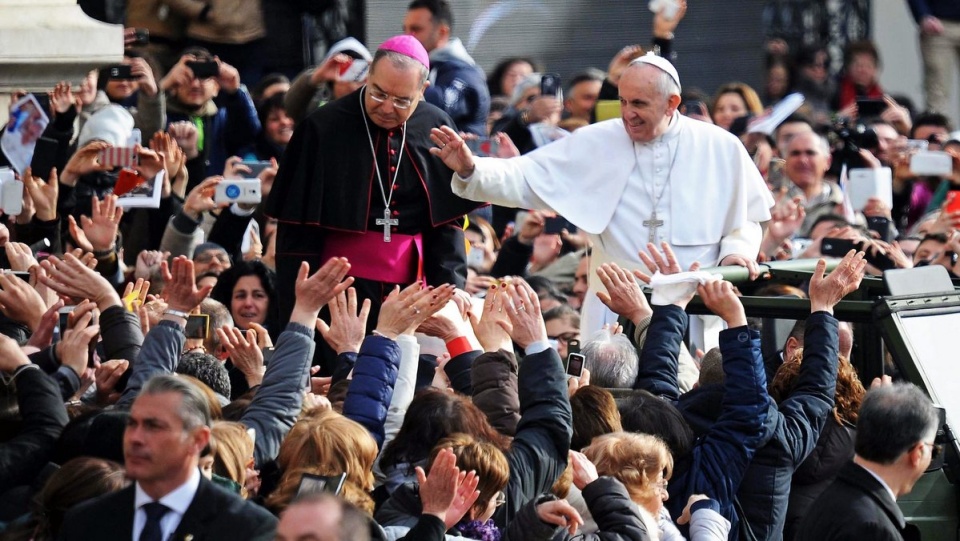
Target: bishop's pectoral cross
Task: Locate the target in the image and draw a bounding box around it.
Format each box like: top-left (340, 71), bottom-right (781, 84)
top-left (377, 208), bottom-right (399, 242)
top-left (643, 211), bottom-right (664, 243)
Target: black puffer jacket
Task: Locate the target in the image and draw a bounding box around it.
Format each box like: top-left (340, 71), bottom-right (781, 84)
top-left (471, 350), bottom-right (521, 436)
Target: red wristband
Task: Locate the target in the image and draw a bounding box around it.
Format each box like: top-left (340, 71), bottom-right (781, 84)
top-left (445, 336), bottom-right (472, 358)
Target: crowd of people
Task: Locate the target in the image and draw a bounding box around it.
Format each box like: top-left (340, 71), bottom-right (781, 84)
top-left (0, 0), bottom-right (955, 540)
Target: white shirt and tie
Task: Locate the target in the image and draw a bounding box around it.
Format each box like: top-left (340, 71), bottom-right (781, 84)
top-left (132, 467), bottom-right (201, 541)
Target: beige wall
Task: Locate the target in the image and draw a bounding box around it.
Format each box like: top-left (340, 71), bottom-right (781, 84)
top-left (874, 0), bottom-right (960, 127)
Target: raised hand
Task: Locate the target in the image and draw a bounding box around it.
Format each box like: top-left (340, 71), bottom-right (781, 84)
top-left (49, 81), bottom-right (76, 116)
top-left (26, 300), bottom-right (63, 350)
top-left (5, 242), bottom-right (38, 272)
top-left (61, 141), bottom-right (112, 187)
top-left (159, 256), bottom-right (211, 313)
top-left (129, 57), bottom-right (158, 97)
top-left (808, 250), bottom-right (866, 315)
top-left (56, 303), bottom-right (100, 378)
top-left (95, 359), bottom-right (129, 405)
top-left (499, 279), bottom-right (547, 350)
top-left (22, 166), bottom-right (58, 222)
top-left (0, 271), bottom-right (47, 331)
top-left (0, 334), bottom-right (30, 372)
top-left (70, 194), bottom-right (123, 252)
top-left (216, 326), bottom-right (265, 387)
top-left (417, 299), bottom-right (476, 344)
top-left (429, 126), bottom-right (476, 178)
top-left (697, 280), bottom-right (747, 328)
top-left (167, 121), bottom-right (199, 159)
top-left (468, 283), bottom-right (513, 353)
top-left (39, 253), bottom-right (121, 309)
top-left (677, 494), bottom-right (711, 526)
top-left (595, 262), bottom-right (652, 324)
top-left (289, 258), bottom-right (354, 326)
top-left (376, 282), bottom-right (456, 339)
top-left (636, 242), bottom-right (702, 309)
top-left (569, 450), bottom-right (599, 490)
top-left (315, 287), bottom-right (370, 355)
top-left (183, 176), bottom-right (226, 220)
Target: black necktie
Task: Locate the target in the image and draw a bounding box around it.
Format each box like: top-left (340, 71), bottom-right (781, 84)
top-left (140, 501), bottom-right (170, 541)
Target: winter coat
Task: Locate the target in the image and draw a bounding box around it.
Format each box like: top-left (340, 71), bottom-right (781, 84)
top-left (471, 350), bottom-right (521, 436)
top-left (342, 335), bottom-right (402, 449)
top-left (424, 38), bottom-right (490, 137)
top-left (736, 312), bottom-right (839, 541)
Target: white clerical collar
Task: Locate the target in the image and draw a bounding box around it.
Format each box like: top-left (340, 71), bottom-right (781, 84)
top-left (639, 111), bottom-right (681, 147)
top-left (134, 466), bottom-right (201, 516)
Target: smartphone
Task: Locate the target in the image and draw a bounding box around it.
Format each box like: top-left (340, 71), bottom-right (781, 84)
top-left (544, 216), bottom-right (577, 235)
top-left (55, 305), bottom-right (76, 344)
top-left (9, 271), bottom-right (30, 281)
top-left (867, 216), bottom-right (892, 243)
top-left (540, 73), bottom-right (562, 97)
top-left (132, 28), bottom-right (150, 46)
top-left (820, 237), bottom-right (859, 258)
top-left (30, 137), bottom-right (59, 182)
top-left (214, 179), bottom-right (261, 205)
top-left (261, 346), bottom-right (276, 366)
top-left (187, 61), bottom-right (219, 80)
top-left (184, 314), bottom-right (210, 340)
top-left (105, 64), bottom-right (135, 80)
top-left (566, 353), bottom-right (585, 378)
top-left (465, 137), bottom-right (500, 157)
top-left (241, 160), bottom-right (273, 178)
top-left (296, 472), bottom-right (346, 497)
top-left (98, 147), bottom-right (139, 168)
top-left (856, 98), bottom-right (885, 118)
top-left (946, 190), bottom-right (960, 215)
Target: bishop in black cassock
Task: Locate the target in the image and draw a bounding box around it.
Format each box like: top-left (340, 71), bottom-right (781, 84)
top-left (265, 37), bottom-right (484, 355)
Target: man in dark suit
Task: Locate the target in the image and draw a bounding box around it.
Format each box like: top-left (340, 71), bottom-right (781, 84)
top-left (59, 374), bottom-right (276, 541)
top-left (795, 382), bottom-right (939, 541)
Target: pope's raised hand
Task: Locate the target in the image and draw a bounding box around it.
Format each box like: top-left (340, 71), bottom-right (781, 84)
top-left (430, 126), bottom-right (476, 178)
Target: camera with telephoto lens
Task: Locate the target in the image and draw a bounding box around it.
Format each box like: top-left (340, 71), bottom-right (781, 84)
top-left (830, 118), bottom-right (879, 171)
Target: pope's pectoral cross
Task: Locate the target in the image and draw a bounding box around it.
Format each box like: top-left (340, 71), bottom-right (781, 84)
top-left (643, 211), bottom-right (664, 243)
top-left (377, 208), bottom-right (399, 242)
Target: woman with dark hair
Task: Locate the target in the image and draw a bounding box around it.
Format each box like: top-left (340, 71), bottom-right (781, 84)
top-left (1, 457), bottom-right (127, 541)
top-left (486, 57), bottom-right (537, 98)
top-left (210, 260), bottom-right (279, 398)
top-left (211, 259), bottom-right (279, 339)
top-left (570, 386), bottom-right (622, 452)
top-left (246, 92), bottom-right (293, 161)
top-left (376, 388), bottom-right (512, 500)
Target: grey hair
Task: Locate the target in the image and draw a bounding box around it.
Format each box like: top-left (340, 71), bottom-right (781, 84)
top-left (855, 382), bottom-right (938, 464)
top-left (141, 374), bottom-right (212, 431)
top-left (509, 72), bottom-right (543, 108)
top-left (371, 49), bottom-right (429, 86)
top-left (582, 330), bottom-right (639, 389)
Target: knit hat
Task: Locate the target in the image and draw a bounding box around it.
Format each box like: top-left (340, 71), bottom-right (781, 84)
top-left (629, 52), bottom-right (682, 93)
top-left (78, 104), bottom-right (135, 148)
top-left (378, 35), bottom-right (430, 70)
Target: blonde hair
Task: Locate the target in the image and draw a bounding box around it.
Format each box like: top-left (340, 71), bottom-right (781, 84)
top-left (583, 432), bottom-right (672, 507)
top-left (266, 410), bottom-right (378, 514)
top-left (211, 422), bottom-right (254, 498)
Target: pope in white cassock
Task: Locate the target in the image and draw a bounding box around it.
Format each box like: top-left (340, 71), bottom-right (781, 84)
top-left (430, 53), bottom-right (775, 341)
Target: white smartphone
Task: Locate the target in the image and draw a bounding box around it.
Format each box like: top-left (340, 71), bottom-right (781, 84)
top-left (214, 179), bottom-right (261, 205)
